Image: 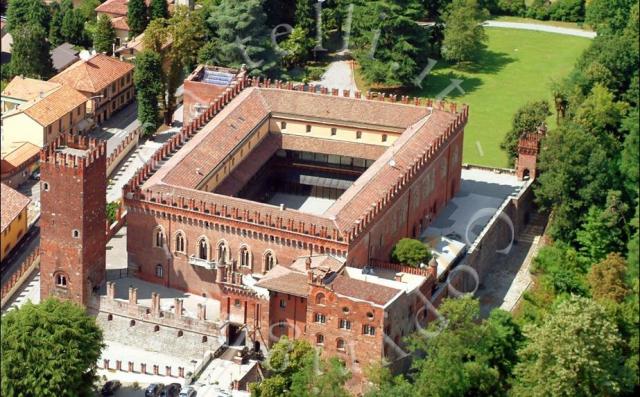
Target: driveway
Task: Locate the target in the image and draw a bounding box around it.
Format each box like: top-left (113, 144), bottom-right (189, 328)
top-left (89, 102), bottom-right (141, 156)
top-left (312, 60), bottom-right (357, 95)
top-left (484, 20), bottom-right (596, 39)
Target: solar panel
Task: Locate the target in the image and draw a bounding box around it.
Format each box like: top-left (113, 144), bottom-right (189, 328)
top-left (202, 70), bottom-right (235, 86)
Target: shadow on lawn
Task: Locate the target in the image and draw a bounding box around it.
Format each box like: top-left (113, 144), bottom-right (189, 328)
top-left (456, 49), bottom-right (515, 75)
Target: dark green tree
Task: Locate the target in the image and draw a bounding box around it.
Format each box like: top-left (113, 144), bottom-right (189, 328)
top-left (390, 238), bottom-right (431, 266)
top-left (8, 25), bottom-right (54, 79)
top-left (93, 14), bottom-right (116, 54)
top-left (500, 100), bottom-right (550, 164)
top-left (48, 2), bottom-right (64, 46)
top-left (78, 0), bottom-right (101, 21)
top-left (295, 0), bottom-right (315, 36)
top-left (441, 0), bottom-right (489, 64)
top-left (127, 0), bottom-right (148, 37)
top-left (149, 0), bottom-right (169, 21)
top-left (5, 0), bottom-right (50, 34)
top-left (61, 9), bottom-right (87, 46)
top-left (198, 0), bottom-right (278, 76)
top-left (586, 0), bottom-right (635, 34)
top-left (1, 299), bottom-right (105, 397)
top-left (134, 50), bottom-right (164, 135)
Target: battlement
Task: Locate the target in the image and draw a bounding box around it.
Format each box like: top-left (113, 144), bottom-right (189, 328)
top-left (40, 134), bottom-right (106, 170)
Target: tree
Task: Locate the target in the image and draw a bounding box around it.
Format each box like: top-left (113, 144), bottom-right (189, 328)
top-left (198, 0), bottom-right (278, 76)
top-left (441, 0), bottom-right (489, 64)
top-left (94, 14), bottom-right (116, 54)
top-left (513, 296), bottom-right (631, 396)
top-left (574, 84), bottom-right (628, 138)
top-left (6, 0), bottom-right (50, 34)
top-left (620, 109), bottom-right (639, 197)
top-left (134, 50), bottom-right (164, 135)
top-left (78, 0), bottom-right (101, 21)
top-left (1, 299), bottom-right (105, 397)
top-left (295, 0), bottom-right (315, 36)
top-left (289, 357), bottom-right (351, 397)
top-left (576, 190), bottom-right (629, 263)
top-left (280, 26), bottom-right (314, 67)
top-left (61, 8), bottom-right (87, 46)
top-left (586, 0), bottom-right (635, 34)
top-left (8, 26), bottom-right (54, 79)
top-left (390, 238), bottom-right (431, 266)
top-left (149, 0), bottom-right (169, 21)
top-left (587, 253), bottom-right (631, 303)
top-left (48, 2), bottom-right (64, 46)
top-left (500, 100), bottom-right (550, 164)
top-left (350, 0), bottom-right (432, 86)
top-left (127, 0), bottom-right (148, 37)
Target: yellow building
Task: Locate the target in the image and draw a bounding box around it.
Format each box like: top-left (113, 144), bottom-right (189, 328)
top-left (1, 183), bottom-right (31, 262)
top-left (1, 83), bottom-right (90, 152)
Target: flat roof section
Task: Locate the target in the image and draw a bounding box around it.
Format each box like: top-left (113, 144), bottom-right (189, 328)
top-left (424, 168), bottom-right (525, 247)
top-left (267, 193), bottom-right (336, 215)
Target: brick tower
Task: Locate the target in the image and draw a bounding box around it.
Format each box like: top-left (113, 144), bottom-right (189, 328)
top-left (516, 126), bottom-right (546, 180)
top-left (40, 135), bottom-right (107, 306)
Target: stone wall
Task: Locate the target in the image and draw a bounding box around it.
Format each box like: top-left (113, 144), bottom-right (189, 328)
top-left (106, 127), bottom-right (140, 177)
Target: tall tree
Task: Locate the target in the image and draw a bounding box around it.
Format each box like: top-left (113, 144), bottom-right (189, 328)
top-left (61, 8), bottom-right (87, 46)
top-left (127, 0), bottom-right (148, 37)
top-left (149, 0), bottom-right (169, 21)
top-left (513, 296), bottom-right (633, 396)
top-left (8, 25), bottom-right (54, 79)
top-left (295, 0), bottom-right (315, 35)
top-left (134, 50), bottom-right (164, 135)
top-left (587, 253), bottom-right (631, 303)
top-left (500, 100), bottom-right (551, 164)
top-left (93, 13), bottom-right (116, 54)
top-left (5, 0), bottom-right (50, 33)
top-left (1, 299), bottom-right (104, 397)
top-left (441, 0), bottom-right (489, 64)
top-left (48, 2), bottom-right (65, 46)
top-left (198, 0), bottom-right (278, 76)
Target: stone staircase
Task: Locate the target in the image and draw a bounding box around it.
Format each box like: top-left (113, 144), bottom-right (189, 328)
top-left (518, 212), bottom-right (548, 244)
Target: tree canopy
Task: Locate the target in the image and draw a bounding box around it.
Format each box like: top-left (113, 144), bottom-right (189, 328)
top-left (390, 238), bottom-right (431, 266)
top-left (500, 100), bottom-right (550, 164)
top-left (94, 13), bottom-right (116, 54)
top-left (128, 0), bottom-right (149, 37)
top-left (1, 299), bottom-right (105, 397)
top-left (134, 50), bottom-right (164, 135)
top-left (441, 0), bottom-right (489, 64)
top-left (8, 25), bottom-right (54, 79)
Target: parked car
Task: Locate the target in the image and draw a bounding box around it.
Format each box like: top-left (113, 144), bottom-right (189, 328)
top-left (160, 383), bottom-right (182, 397)
top-left (145, 383), bottom-right (164, 397)
top-left (100, 380), bottom-right (121, 396)
top-left (30, 171), bottom-right (40, 180)
top-left (178, 386), bottom-right (196, 397)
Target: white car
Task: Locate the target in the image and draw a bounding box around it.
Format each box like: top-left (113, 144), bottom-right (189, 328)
top-left (179, 386), bottom-right (196, 397)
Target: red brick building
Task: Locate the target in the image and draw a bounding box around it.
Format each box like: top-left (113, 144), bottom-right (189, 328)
top-left (516, 126), bottom-right (546, 180)
top-left (121, 72), bottom-right (468, 380)
top-left (39, 135), bottom-right (107, 306)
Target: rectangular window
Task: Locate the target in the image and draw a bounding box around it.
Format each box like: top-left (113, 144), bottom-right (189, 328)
top-left (314, 313), bottom-right (326, 324)
top-left (279, 299), bottom-right (286, 309)
top-left (356, 131), bottom-right (362, 139)
top-left (281, 121), bottom-right (286, 129)
top-left (339, 319), bottom-right (351, 330)
top-left (363, 325), bottom-right (376, 335)
top-left (331, 127), bottom-right (337, 136)
top-left (306, 125), bottom-right (311, 133)
top-left (111, 83), bottom-right (116, 93)
top-left (382, 134), bottom-right (388, 142)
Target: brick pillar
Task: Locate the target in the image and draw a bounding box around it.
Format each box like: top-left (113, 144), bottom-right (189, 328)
top-left (128, 287), bottom-right (137, 304)
top-left (128, 361), bottom-right (134, 372)
top-left (197, 303), bottom-right (206, 320)
top-left (165, 366), bottom-right (172, 377)
top-left (141, 363), bottom-right (147, 374)
top-left (174, 298), bottom-right (183, 317)
top-left (153, 365), bottom-right (159, 375)
top-left (116, 360), bottom-right (122, 371)
top-left (107, 282), bottom-right (115, 299)
top-left (179, 367), bottom-right (185, 378)
top-left (103, 359), bottom-right (110, 369)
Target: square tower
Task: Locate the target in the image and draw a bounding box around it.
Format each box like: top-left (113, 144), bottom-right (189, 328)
top-left (39, 135), bottom-right (107, 306)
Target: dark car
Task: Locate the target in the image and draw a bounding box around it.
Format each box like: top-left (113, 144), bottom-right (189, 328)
top-left (160, 383), bottom-right (182, 397)
top-left (145, 383), bottom-right (165, 397)
top-left (100, 380), bottom-right (121, 396)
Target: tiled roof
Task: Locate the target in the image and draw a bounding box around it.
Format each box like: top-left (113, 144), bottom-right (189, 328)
top-left (1, 76), bottom-right (60, 102)
top-left (111, 16), bottom-right (130, 31)
top-left (254, 267), bottom-right (310, 297)
top-left (50, 53), bottom-right (133, 94)
top-left (51, 43), bottom-right (80, 72)
top-left (21, 85), bottom-right (87, 127)
top-left (289, 255), bottom-right (345, 274)
top-left (1, 143), bottom-right (40, 175)
top-left (1, 183), bottom-right (30, 233)
top-left (330, 275), bottom-right (400, 306)
top-left (95, 0), bottom-right (128, 16)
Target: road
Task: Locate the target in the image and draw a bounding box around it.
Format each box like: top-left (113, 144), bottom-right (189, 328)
top-left (89, 102), bottom-right (140, 156)
top-left (484, 20), bottom-right (596, 38)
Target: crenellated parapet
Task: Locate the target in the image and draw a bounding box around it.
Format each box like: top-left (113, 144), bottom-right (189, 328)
top-left (40, 134), bottom-right (107, 173)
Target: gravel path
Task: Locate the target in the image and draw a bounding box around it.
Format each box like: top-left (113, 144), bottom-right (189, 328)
top-left (484, 20), bottom-right (596, 39)
top-left (312, 60), bottom-right (357, 95)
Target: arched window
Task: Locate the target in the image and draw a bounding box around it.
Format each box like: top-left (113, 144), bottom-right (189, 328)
top-left (217, 241), bottom-right (228, 264)
top-left (154, 228), bottom-right (164, 247)
top-left (336, 338), bottom-right (345, 351)
top-left (175, 232), bottom-right (185, 253)
top-left (264, 251), bottom-right (276, 272)
top-left (316, 334), bottom-right (324, 345)
top-left (239, 246), bottom-right (251, 268)
top-left (315, 293), bottom-right (326, 305)
top-left (198, 238), bottom-right (208, 260)
top-left (55, 273), bottom-right (67, 288)
top-left (155, 264), bottom-right (163, 278)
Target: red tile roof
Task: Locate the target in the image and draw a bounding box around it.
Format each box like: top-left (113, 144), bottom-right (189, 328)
top-left (111, 16), bottom-right (129, 31)
top-left (95, 0), bottom-right (128, 16)
top-left (330, 275), bottom-right (400, 306)
top-left (255, 267), bottom-right (310, 297)
top-left (1, 143), bottom-right (40, 176)
top-left (50, 53), bottom-right (133, 94)
top-left (21, 85), bottom-right (87, 126)
top-left (1, 183), bottom-right (30, 232)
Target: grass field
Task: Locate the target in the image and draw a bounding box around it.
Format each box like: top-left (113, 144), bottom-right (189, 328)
top-left (355, 28), bottom-right (591, 167)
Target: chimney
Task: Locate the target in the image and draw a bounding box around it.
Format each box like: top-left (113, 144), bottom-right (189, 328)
top-left (394, 272), bottom-right (403, 282)
top-left (305, 256), bottom-right (312, 271)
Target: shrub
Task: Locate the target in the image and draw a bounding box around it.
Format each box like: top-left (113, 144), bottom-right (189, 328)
top-left (497, 0), bottom-right (527, 16)
top-left (548, 0), bottom-right (585, 22)
top-left (390, 238), bottom-right (432, 266)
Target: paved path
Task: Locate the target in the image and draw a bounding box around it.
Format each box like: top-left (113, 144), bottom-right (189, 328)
top-left (89, 102), bottom-right (140, 156)
top-left (484, 20), bottom-right (596, 38)
top-left (312, 59), bottom-right (357, 94)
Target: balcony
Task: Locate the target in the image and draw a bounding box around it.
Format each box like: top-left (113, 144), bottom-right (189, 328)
top-left (188, 255), bottom-right (216, 270)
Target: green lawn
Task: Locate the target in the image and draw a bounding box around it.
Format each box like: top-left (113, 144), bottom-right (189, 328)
top-left (410, 28), bottom-right (591, 167)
